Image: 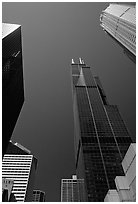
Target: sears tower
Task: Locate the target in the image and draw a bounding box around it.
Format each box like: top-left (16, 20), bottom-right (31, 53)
top-left (70, 58), bottom-right (133, 201)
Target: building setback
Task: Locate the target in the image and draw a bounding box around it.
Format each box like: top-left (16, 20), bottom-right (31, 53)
top-left (2, 23), bottom-right (24, 156)
top-left (2, 141), bottom-right (37, 202)
top-left (33, 190), bottom-right (46, 202)
top-left (100, 4), bottom-right (136, 63)
top-left (70, 58), bottom-right (133, 201)
top-left (61, 175), bottom-right (85, 202)
top-left (104, 143), bottom-right (136, 202)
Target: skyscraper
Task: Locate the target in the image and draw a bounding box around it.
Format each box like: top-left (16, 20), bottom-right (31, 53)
top-left (33, 190), bottom-right (46, 202)
top-left (2, 23), bottom-right (24, 156)
top-left (61, 175), bottom-right (85, 202)
top-left (70, 58), bottom-right (133, 201)
top-left (100, 4), bottom-right (136, 63)
top-left (2, 141), bottom-right (37, 202)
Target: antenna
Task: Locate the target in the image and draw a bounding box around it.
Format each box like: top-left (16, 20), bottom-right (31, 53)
top-left (71, 59), bottom-right (75, 64)
top-left (79, 58), bottom-right (85, 64)
top-left (82, 59), bottom-right (85, 64)
top-left (79, 57), bottom-right (82, 64)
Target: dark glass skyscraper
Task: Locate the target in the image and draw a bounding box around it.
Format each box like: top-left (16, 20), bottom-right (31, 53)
top-left (70, 58), bottom-right (133, 201)
top-left (2, 23), bottom-right (24, 155)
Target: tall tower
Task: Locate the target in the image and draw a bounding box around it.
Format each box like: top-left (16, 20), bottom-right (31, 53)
top-left (33, 190), bottom-right (46, 202)
top-left (61, 175), bottom-right (85, 202)
top-left (2, 23), bottom-right (24, 156)
top-left (70, 58), bottom-right (133, 201)
top-left (100, 4), bottom-right (136, 63)
top-left (2, 141), bottom-right (37, 202)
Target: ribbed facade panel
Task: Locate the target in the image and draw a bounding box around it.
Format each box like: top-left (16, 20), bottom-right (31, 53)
top-left (100, 4), bottom-right (136, 58)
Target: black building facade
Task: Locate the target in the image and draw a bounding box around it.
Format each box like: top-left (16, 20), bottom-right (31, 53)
top-left (70, 58), bottom-right (133, 201)
top-left (2, 23), bottom-right (24, 156)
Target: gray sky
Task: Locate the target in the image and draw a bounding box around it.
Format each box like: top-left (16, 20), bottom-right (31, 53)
top-left (2, 2), bottom-right (136, 201)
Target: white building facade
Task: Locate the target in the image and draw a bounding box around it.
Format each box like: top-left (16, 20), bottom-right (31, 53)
top-left (2, 142), bottom-right (37, 202)
top-left (100, 4), bottom-right (136, 56)
top-left (61, 175), bottom-right (85, 202)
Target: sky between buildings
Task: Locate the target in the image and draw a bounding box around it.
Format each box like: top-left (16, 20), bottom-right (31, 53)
top-left (2, 2), bottom-right (136, 201)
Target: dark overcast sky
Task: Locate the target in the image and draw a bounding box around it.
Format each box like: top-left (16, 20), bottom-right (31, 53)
top-left (2, 2), bottom-right (136, 202)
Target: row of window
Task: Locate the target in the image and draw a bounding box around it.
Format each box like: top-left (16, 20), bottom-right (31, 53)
top-left (2, 162), bottom-right (31, 165)
top-left (2, 167), bottom-right (30, 170)
top-left (2, 169), bottom-right (30, 171)
top-left (2, 174), bottom-right (28, 178)
top-left (13, 185), bottom-right (27, 187)
top-left (3, 155), bottom-right (32, 158)
top-left (3, 159), bottom-right (32, 162)
top-left (13, 182), bottom-right (28, 184)
top-left (103, 12), bottom-right (135, 33)
top-left (12, 189), bottom-right (26, 191)
top-left (116, 32), bottom-right (135, 54)
top-left (101, 21), bottom-right (136, 54)
top-left (2, 171), bottom-right (29, 175)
